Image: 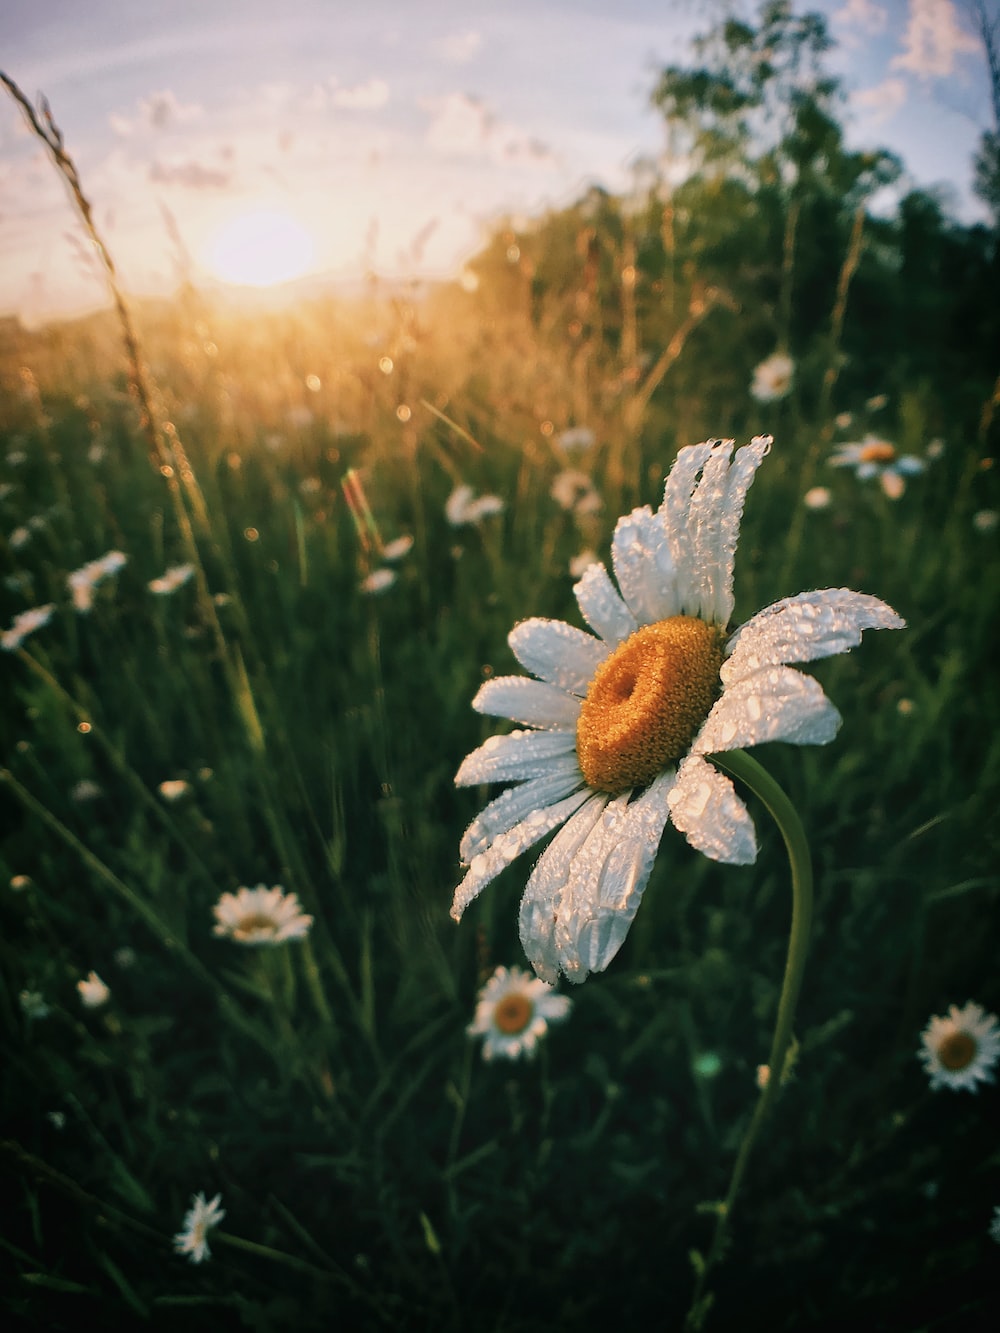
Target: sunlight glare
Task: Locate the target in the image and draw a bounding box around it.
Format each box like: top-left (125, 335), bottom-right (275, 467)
top-left (204, 209), bottom-right (316, 287)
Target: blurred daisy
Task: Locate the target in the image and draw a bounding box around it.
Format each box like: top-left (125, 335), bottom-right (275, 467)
top-left (551, 470), bottom-right (601, 515)
top-left (834, 412), bottom-right (853, 430)
top-left (1, 603), bottom-right (55, 652)
top-left (148, 563), bottom-right (194, 595)
top-left (382, 534), bottom-right (414, 562)
top-left (452, 437), bottom-right (904, 984)
top-left (803, 486), bottom-right (832, 511)
top-left (19, 990), bottom-right (49, 1020)
top-left (9, 525), bottom-right (31, 549)
top-left (990, 1206), bottom-right (1000, 1244)
top-left (158, 779), bottom-right (191, 801)
top-left (77, 971), bottom-right (111, 1009)
top-left (918, 1001), bottom-right (1000, 1092)
top-left (71, 779), bottom-right (102, 803)
top-left (972, 509), bottom-right (998, 535)
top-left (0, 482), bottom-right (15, 501)
top-left (360, 568), bottom-right (397, 594)
top-left (467, 964), bottom-right (571, 1061)
top-left (866, 393), bottom-right (889, 411)
top-left (569, 549), bottom-right (599, 579)
top-left (828, 437), bottom-right (924, 499)
top-left (556, 426), bottom-right (596, 452)
top-left (67, 550), bottom-right (127, 612)
top-left (446, 485), bottom-right (504, 526)
top-left (750, 352), bottom-right (793, 402)
top-left (173, 1192), bottom-right (225, 1264)
top-left (212, 884), bottom-right (313, 945)
top-left (10, 874), bottom-right (32, 891)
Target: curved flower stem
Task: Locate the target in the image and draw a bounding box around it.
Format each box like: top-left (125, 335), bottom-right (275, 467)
top-left (684, 748), bottom-right (814, 1331)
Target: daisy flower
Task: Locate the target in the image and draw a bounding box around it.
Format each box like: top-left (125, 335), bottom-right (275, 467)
top-left (556, 426), bottom-right (596, 452)
top-left (360, 568), bottom-right (397, 595)
top-left (1, 603), bottom-right (55, 652)
top-left (551, 470), bottom-right (602, 515)
top-left (212, 884), bottom-right (313, 946)
top-left (67, 550), bottom-right (128, 612)
top-left (828, 436), bottom-right (925, 499)
top-left (382, 534), bottom-right (414, 562)
top-left (918, 1001), bottom-right (1000, 1092)
top-left (750, 352), bottom-right (794, 402)
top-left (446, 485), bottom-right (504, 526)
top-left (158, 779), bottom-right (191, 801)
top-left (148, 563), bottom-right (194, 595)
top-left (467, 964), bottom-right (571, 1061)
top-left (77, 970), bottom-right (111, 1009)
top-left (803, 487), bottom-right (832, 511)
top-left (173, 1192), bottom-right (225, 1264)
top-left (452, 437), bottom-right (903, 984)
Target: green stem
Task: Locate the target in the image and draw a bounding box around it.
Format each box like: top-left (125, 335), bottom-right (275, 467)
top-left (684, 749), bottom-right (814, 1332)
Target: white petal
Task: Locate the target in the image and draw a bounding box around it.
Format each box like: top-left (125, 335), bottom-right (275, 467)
top-left (667, 755), bottom-right (757, 864)
top-left (661, 441), bottom-right (716, 615)
top-left (455, 729), bottom-right (578, 787)
top-left (508, 617), bottom-right (609, 695)
top-left (450, 790), bottom-right (591, 920)
top-left (459, 761), bottom-right (585, 862)
top-left (472, 677), bottom-right (581, 729)
top-left (694, 436), bottom-right (770, 625)
top-left (518, 794), bottom-right (609, 983)
top-left (723, 589), bottom-right (905, 685)
top-left (610, 505), bottom-right (680, 625)
top-left (573, 561), bottom-right (637, 645)
top-left (552, 771), bottom-right (676, 983)
top-left (693, 667), bottom-right (841, 754)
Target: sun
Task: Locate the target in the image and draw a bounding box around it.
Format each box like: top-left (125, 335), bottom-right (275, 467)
top-left (203, 209), bottom-right (316, 287)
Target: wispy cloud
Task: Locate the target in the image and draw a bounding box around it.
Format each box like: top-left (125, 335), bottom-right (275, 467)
top-left (332, 79), bottom-right (389, 111)
top-left (832, 0), bottom-right (888, 46)
top-left (852, 76), bottom-right (909, 121)
top-left (422, 92), bottom-right (555, 166)
top-left (140, 89), bottom-right (203, 130)
top-left (149, 158), bottom-right (231, 189)
top-left (890, 0), bottom-right (980, 78)
top-left (435, 31), bottom-right (483, 65)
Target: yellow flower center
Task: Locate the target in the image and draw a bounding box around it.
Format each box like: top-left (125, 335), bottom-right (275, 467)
top-left (236, 913), bottom-right (277, 935)
top-left (493, 992), bottom-right (534, 1035)
top-left (576, 615), bottom-right (725, 795)
top-left (859, 440), bottom-right (896, 464)
top-left (938, 1030), bottom-right (977, 1071)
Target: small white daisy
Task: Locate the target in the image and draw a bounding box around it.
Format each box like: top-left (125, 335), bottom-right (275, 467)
top-left (9, 525), bottom-right (31, 549)
top-left (918, 1001), bottom-right (1000, 1092)
top-left (71, 779), bottom-right (102, 803)
top-left (148, 563), bottom-right (194, 595)
top-left (556, 426), bottom-right (596, 452)
top-left (467, 964), bottom-right (571, 1061)
top-left (67, 550), bottom-right (128, 613)
top-left (158, 779), bottom-right (191, 801)
top-left (382, 534), bottom-right (414, 562)
top-left (212, 884), bottom-right (313, 946)
top-left (173, 1192), bottom-right (225, 1264)
top-left (750, 352), bottom-right (794, 403)
top-left (446, 485), bottom-right (504, 526)
top-left (803, 486), bottom-right (832, 511)
top-left (1, 603), bottom-right (55, 652)
top-left (77, 971), bottom-right (111, 1009)
top-left (551, 470), bottom-right (601, 515)
top-left (972, 509), bottom-right (998, 535)
top-left (828, 436), bottom-right (925, 499)
top-left (452, 437), bottom-right (904, 984)
top-left (360, 568), bottom-right (397, 594)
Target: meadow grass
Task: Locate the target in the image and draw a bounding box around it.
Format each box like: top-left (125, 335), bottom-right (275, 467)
top-left (2, 123), bottom-right (1000, 1332)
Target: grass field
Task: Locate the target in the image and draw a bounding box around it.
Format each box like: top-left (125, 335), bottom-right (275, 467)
top-left (2, 74), bottom-right (1000, 1331)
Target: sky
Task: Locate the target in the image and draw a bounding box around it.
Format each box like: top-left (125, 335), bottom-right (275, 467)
top-left (0, 0), bottom-right (994, 326)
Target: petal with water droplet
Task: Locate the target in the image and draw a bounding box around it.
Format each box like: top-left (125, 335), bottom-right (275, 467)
top-left (455, 729), bottom-right (578, 787)
top-left (610, 505), bottom-right (680, 626)
top-left (573, 561), bottom-right (638, 645)
top-left (472, 676), bottom-right (581, 729)
top-left (668, 754), bottom-right (756, 864)
top-left (460, 759), bottom-right (585, 862)
top-left (508, 617), bottom-right (609, 695)
top-left (694, 666), bottom-right (841, 753)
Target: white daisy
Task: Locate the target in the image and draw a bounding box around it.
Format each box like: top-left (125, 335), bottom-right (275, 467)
top-left (556, 426), bottom-right (596, 452)
top-left (382, 534), bottom-right (414, 562)
top-left (158, 779), bottom-right (191, 801)
top-left (67, 550), bottom-right (128, 612)
top-left (1, 603), bottom-right (55, 652)
top-left (212, 884), bottom-right (313, 946)
top-left (452, 437), bottom-right (904, 984)
top-left (360, 568), bottom-right (397, 595)
top-left (828, 436), bottom-right (925, 499)
top-left (446, 485), bottom-right (504, 526)
top-left (803, 487), bottom-right (832, 511)
top-left (972, 509), bottom-right (998, 535)
top-left (467, 964), bottom-right (571, 1061)
top-left (551, 469), bottom-right (602, 515)
top-left (918, 1001), bottom-right (1000, 1092)
top-left (173, 1192), bottom-right (225, 1264)
top-left (77, 970), bottom-right (111, 1009)
top-left (148, 563), bottom-right (194, 595)
top-left (750, 352), bottom-right (794, 402)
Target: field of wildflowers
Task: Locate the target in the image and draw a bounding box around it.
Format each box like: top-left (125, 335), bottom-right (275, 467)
top-left (3, 6), bottom-right (1000, 1328)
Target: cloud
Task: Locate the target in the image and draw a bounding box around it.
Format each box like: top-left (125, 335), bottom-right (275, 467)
top-left (422, 92), bottom-right (556, 166)
top-left (331, 78), bottom-right (389, 110)
top-left (890, 0), bottom-right (980, 78)
top-left (851, 76), bottom-right (909, 121)
top-left (140, 89), bottom-right (203, 130)
top-left (832, 0), bottom-right (888, 44)
top-left (435, 31), bottom-right (483, 64)
top-left (149, 158), bottom-right (231, 189)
